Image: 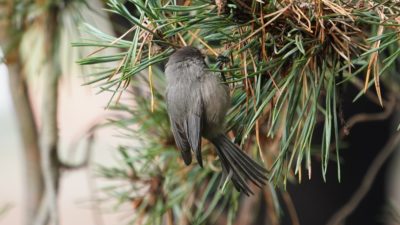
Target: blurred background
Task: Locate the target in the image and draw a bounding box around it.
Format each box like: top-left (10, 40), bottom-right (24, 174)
top-left (0, 61), bottom-right (124, 225)
top-left (1, 1), bottom-right (400, 225)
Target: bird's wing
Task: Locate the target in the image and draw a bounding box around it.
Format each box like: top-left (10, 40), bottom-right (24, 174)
top-left (169, 119), bottom-right (192, 165)
top-left (166, 89), bottom-right (192, 165)
top-left (184, 83), bottom-right (204, 167)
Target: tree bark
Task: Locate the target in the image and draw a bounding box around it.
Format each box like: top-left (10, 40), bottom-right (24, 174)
top-left (7, 62), bottom-right (44, 225)
top-left (39, 12), bottom-right (61, 225)
top-left (34, 6), bottom-right (61, 225)
top-left (37, 63), bottom-right (60, 225)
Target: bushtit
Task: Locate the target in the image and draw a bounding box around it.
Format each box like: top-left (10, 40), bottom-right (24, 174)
top-left (165, 46), bottom-right (267, 195)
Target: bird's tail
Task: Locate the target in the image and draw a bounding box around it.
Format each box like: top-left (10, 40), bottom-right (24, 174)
top-left (211, 135), bottom-right (268, 195)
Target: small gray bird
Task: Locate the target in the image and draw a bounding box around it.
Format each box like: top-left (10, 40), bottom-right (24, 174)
top-left (165, 46), bottom-right (267, 195)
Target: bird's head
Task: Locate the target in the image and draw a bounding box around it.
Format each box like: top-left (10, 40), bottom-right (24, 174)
top-left (167, 46), bottom-right (205, 65)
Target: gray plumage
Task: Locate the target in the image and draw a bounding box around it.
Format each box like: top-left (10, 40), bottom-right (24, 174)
top-left (165, 46), bottom-right (267, 195)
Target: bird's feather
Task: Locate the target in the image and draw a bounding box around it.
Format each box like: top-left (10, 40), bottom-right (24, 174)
top-left (184, 83), bottom-right (203, 167)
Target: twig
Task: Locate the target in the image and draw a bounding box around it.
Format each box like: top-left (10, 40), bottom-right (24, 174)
top-left (60, 133), bottom-right (94, 170)
top-left (59, 112), bottom-right (128, 170)
top-left (341, 94), bottom-right (396, 137)
top-left (281, 191), bottom-right (301, 225)
top-left (326, 131), bottom-right (400, 225)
